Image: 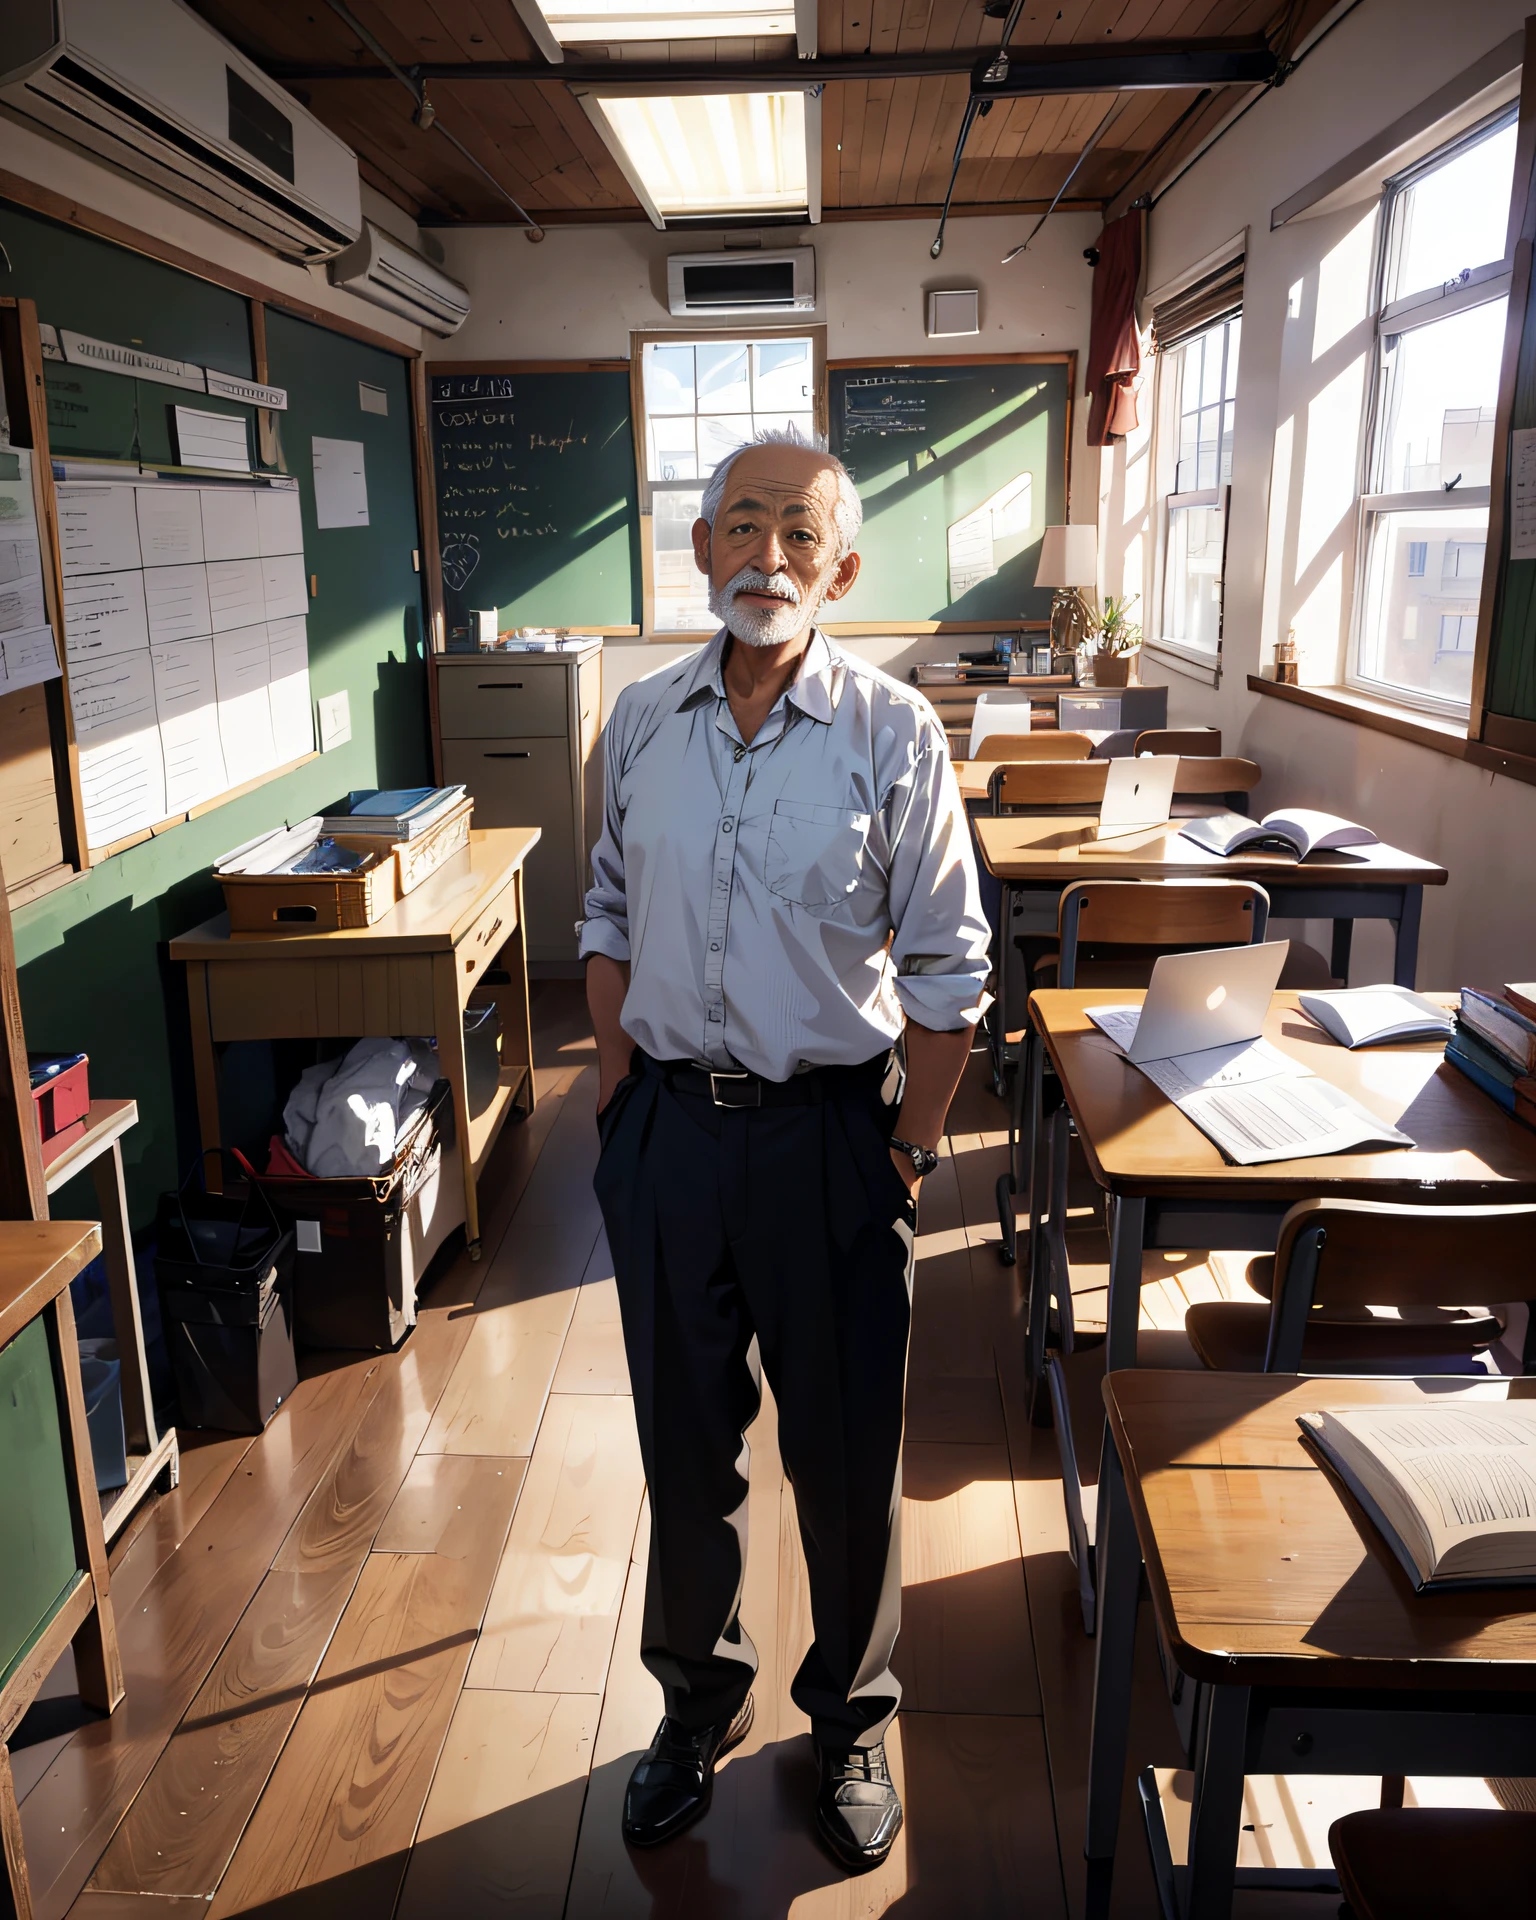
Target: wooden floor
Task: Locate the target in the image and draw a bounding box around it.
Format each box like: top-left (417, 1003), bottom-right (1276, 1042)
top-left (11, 985), bottom-right (1488, 1919)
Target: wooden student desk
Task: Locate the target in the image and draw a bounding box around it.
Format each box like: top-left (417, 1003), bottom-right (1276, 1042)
top-left (1024, 991), bottom-right (1536, 1625)
top-left (1090, 1371), bottom-right (1536, 1920)
top-left (170, 828), bottom-right (540, 1259)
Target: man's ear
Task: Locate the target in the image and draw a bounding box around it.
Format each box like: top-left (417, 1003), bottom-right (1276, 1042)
top-left (822, 549), bottom-right (861, 602)
top-left (691, 518), bottom-right (712, 577)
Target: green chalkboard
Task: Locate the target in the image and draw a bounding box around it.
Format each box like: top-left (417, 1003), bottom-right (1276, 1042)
top-left (429, 367), bottom-right (641, 638)
top-left (828, 358), bottom-right (1071, 623)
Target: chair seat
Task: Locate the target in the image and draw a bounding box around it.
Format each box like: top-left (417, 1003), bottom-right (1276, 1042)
top-left (1184, 1299), bottom-right (1503, 1372)
top-left (1330, 1808), bottom-right (1536, 1920)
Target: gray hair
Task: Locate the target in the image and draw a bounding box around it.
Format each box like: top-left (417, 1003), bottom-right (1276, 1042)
top-left (697, 425), bottom-right (864, 560)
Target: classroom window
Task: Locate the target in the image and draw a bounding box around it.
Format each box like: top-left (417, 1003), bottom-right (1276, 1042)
top-left (1352, 108), bottom-right (1516, 712)
top-left (640, 334), bottom-right (816, 631)
top-left (1157, 313), bottom-right (1240, 655)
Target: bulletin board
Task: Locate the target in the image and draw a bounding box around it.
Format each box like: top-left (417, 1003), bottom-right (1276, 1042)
top-left (827, 354), bottom-right (1074, 625)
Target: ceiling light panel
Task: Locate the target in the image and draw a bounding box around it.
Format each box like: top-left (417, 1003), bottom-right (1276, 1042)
top-left (588, 91), bottom-right (808, 219)
top-left (524, 0), bottom-right (796, 44)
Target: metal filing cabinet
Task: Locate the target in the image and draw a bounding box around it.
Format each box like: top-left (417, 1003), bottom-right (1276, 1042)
top-left (435, 644), bottom-right (602, 968)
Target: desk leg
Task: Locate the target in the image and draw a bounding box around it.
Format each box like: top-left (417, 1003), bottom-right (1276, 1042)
top-left (48, 1292), bottom-right (123, 1715)
top-left (1392, 885), bottom-right (1423, 990)
top-left (184, 960), bottom-right (222, 1193)
top-left (991, 881), bottom-right (1012, 1097)
top-left (1104, 1194), bottom-right (1145, 1374)
top-left (0, 1745), bottom-right (33, 1920)
top-left (90, 1140), bottom-right (155, 1455)
top-left (1185, 1685), bottom-right (1249, 1920)
top-left (1086, 1439), bottom-right (1140, 1866)
top-left (433, 951), bottom-right (481, 1259)
top-left (1329, 918), bottom-right (1353, 985)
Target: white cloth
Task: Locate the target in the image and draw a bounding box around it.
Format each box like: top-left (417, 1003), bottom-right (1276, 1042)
top-left (286, 1038), bottom-right (438, 1178)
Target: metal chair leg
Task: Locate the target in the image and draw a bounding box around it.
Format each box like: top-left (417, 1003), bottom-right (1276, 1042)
top-left (1047, 1351), bottom-right (1096, 1634)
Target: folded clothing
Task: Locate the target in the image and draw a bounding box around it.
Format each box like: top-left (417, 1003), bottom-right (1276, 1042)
top-left (282, 1037), bottom-right (440, 1178)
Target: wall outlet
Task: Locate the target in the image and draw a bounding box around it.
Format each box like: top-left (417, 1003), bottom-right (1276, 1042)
top-left (318, 690), bottom-right (352, 752)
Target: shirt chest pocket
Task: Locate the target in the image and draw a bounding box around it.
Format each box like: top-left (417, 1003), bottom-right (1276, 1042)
top-left (764, 799), bottom-right (874, 911)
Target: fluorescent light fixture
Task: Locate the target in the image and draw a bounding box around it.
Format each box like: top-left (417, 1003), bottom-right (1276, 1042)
top-left (580, 90), bottom-right (811, 225)
top-left (514, 0), bottom-right (815, 56)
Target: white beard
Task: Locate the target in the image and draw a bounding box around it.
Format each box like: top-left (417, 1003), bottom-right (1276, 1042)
top-left (709, 565), bottom-right (815, 648)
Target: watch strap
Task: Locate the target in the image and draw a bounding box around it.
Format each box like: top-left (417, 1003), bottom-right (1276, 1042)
top-left (889, 1136), bottom-right (940, 1175)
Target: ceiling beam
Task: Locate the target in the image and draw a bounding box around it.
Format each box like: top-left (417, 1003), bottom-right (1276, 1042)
top-left (265, 34), bottom-right (1277, 94)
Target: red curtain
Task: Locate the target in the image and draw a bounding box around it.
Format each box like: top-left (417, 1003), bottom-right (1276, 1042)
top-left (1085, 209), bottom-right (1143, 446)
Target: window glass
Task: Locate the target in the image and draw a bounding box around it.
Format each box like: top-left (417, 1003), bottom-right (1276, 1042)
top-left (1160, 312), bottom-right (1239, 653)
top-left (1375, 297), bottom-right (1505, 492)
top-left (644, 343), bottom-right (696, 415)
top-left (1172, 316), bottom-right (1239, 494)
top-left (1388, 118), bottom-right (1516, 305)
top-left (1163, 504), bottom-right (1225, 650)
top-left (640, 335), bottom-right (815, 484)
top-left (753, 338), bottom-right (813, 409)
top-left (1358, 506), bottom-right (1488, 705)
top-left (651, 486), bottom-right (712, 631)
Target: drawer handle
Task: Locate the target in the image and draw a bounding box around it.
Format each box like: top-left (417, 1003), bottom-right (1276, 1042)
top-left (480, 682), bottom-right (524, 690)
top-left (486, 751), bottom-right (531, 759)
top-left (479, 916), bottom-right (504, 946)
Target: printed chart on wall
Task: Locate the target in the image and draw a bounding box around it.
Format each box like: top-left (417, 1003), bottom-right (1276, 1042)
top-left (828, 358), bottom-right (1070, 623)
top-left (0, 447), bottom-right (64, 696)
top-left (58, 477), bottom-right (313, 849)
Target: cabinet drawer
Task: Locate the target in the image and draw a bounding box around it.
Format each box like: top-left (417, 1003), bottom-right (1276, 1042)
top-left (444, 738), bottom-right (579, 960)
top-left (438, 663), bottom-right (568, 739)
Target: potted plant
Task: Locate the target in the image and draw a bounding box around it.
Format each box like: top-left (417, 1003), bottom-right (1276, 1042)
top-left (1090, 594), bottom-right (1142, 688)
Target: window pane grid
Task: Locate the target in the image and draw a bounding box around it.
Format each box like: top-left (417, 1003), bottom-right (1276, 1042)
top-left (1162, 313), bottom-right (1239, 652)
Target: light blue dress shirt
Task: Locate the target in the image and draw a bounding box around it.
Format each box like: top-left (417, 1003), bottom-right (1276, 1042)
top-left (578, 629), bottom-right (991, 1081)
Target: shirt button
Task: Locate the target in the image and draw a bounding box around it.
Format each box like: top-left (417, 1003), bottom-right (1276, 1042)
top-left (710, 942), bottom-right (720, 952)
top-left (734, 745), bottom-right (745, 762)
top-left (721, 820), bottom-right (733, 833)
top-left (708, 1008), bottom-right (722, 1022)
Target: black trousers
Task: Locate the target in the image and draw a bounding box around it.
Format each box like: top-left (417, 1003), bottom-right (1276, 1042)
top-left (594, 1050), bottom-right (916, 1749)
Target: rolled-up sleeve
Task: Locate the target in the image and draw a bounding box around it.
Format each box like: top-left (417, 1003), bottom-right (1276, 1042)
top-left (885, 731), bottom-right (992, 1030)
top-left (578, 715), bottom-right (632, 963)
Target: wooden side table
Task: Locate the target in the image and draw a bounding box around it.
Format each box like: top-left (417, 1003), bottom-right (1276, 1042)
top-left (0, 1220), bottom-right (125, 1920)
top-left (44, 1100), bottom-right (178, 1543)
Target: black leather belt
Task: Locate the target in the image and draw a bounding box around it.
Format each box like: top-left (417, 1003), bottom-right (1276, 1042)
top-left (646, 1052), bottom-right (891, 1109)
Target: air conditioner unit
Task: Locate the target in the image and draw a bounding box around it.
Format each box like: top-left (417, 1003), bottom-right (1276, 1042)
top-left (667, 247), bottom-right (815, 317)
top-left (0, 0), bottom-right (362, 261)
top-left (328, 223), bottom-right (470, 336)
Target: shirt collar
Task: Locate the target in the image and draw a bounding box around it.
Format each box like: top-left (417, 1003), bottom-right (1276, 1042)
top-left (677, 626), bottom-right (843, 725)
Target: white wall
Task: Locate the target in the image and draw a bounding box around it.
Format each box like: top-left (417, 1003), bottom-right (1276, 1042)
top-left (438, 212), bottom-right (1101, 716)
top-left (1099, 0), bottom-right (1536, 992)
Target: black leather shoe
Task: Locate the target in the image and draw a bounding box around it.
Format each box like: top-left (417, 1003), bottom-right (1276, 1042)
top-left (815, 1740), bottom-right (903, 1872)
top-left (622, 1694), bottom-right (754, 1847)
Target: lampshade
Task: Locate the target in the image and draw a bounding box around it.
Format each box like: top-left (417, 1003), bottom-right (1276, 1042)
top-left (1034, 524), bottom-right (1098, 589)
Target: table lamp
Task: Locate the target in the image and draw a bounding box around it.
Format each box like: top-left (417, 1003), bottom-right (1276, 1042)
top-left (1035, 524), bottom-right (1098, 657)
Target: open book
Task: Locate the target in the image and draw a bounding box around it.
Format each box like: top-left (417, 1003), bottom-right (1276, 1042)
top-left (1180, 809), bottom-right (1379, 859)
top-left (1300, 1404), bottom-right (1536, 1589)
top-left (1298, 987), bottom-right (1454, 1049)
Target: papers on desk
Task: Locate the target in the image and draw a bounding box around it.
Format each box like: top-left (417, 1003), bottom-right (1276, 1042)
top-left (54, 478), bottom-right (311, 847)
top-left (1087, 1009), bottom-right (1415, 1165)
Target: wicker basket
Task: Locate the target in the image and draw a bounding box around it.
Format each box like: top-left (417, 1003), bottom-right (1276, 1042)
top-left (221, 852), bottom-right (397, 936)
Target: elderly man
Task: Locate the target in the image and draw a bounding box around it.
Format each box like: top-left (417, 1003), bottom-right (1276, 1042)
top-left (579, 428), bottom-right (989, 1873)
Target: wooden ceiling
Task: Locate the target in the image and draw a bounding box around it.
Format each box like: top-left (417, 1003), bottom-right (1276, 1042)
top-left (187, 0), bottom-right (1337, 227)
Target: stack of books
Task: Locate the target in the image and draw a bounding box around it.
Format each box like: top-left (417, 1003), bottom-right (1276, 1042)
top-left (1444, 983), bottom-right (1536, 1127)
top-left (319, 787), bottom-right (466, 841)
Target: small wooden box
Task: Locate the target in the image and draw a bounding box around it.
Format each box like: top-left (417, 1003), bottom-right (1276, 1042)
top-left (221, 852), bottom-right (397, 936)
top-left (378, 796), bottom-right (474, 899)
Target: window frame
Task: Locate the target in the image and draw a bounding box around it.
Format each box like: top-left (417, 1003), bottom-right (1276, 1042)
top-left (629, 325), bottom-right (827, 639)
top-left (1346, 103), bottom-right (1517, 718)
top-left (1150, 309), bottom-right (1241, 675)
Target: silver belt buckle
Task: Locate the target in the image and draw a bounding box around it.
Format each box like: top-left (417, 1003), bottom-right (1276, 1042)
top-left (709, 1070), bottom-right (759, 1108)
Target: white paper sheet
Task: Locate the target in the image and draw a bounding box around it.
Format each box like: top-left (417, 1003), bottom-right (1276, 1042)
top-left (206, 557), bottom-right (266, 632)
top-left (143, 563), bottom-right (214, 644)
top-left (135, 485), bottom-right (205, 565)
top-left (173, 405), bottom-right (251, 473)
top-left (62, 569), bottom-right (150, 662)
top-left (56, 484), bottom-right (143, 575)
top-left (312, 437), bottom-right (369, 529)
top-left (2, 626), bottom-right (62, 691)
top-left (70, 650), bottom-right (167, 847)
top-left (0, 534), bottom-right (42, 588)
top-left (260, 552), bottom-right (308, 621)
top-left (0, 570), bottom-right (46, 637)
top-left (199, 486), bottom-right (260, 562)
top-left (151, 637), bottom-right (227, 812)
top-left (266, 616), bottom-right (314, 762)
top-left (212, 623), bottom-right (277, 785)
top-left (255, 485), bottom-right (304, 557)
top-left (1511, 427), bottom-right (1536, 563)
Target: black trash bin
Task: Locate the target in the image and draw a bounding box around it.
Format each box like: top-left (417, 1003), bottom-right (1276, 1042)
top-left (156, 1152), bottom-right (297, 1434)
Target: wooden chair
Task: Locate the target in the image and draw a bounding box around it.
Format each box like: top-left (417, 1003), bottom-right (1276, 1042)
top-left (1134, 726), bottom-right (1221, 756)
top-left (973, 731), bottom-right (1094, 763)
top-left (1184, 1197), bottom-right (1536, 1374)
top-left (988, 756), bottom-right (1262, 814)
top-left (1330, 1808), bottom-right (1536, 1920)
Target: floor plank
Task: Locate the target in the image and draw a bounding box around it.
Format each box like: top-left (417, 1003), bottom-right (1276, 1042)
top-left (394, 1690), bottom-right (597, 1920)
top-left (374, 1454), bottom-right (529, 1555)
top-left (550, 1246), bottom-right (629, 1397)
top-left (466, 1394), bottom-right (646, 1696)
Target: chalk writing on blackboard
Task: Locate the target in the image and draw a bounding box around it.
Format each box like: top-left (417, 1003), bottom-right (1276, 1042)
top-left (432, 374), bottom-right (518, 401)
top-left (843, 376), bottom-right (931, 435)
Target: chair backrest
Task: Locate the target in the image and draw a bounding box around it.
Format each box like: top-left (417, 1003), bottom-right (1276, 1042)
top-left (968, 689), bottom-right (1032, 758)
top-left (973, 730), bottom-right (1094, 763)
top-left (989, 758), bottom-right (1108, 813)
top-left (1137, 727), bottom-right (1222, 757)
top-left (1262, 1197), bottom-right (1536, 1371)
top-left (1169, 756), bottom-right (1260, 796)
top-left (1056, 880), bottom-right (1270, 986)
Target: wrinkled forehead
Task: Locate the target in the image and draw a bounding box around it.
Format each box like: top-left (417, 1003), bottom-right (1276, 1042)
top-left (716, 448), bottom-right (843, 531)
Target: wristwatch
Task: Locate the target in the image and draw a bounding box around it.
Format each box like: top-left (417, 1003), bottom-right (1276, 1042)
top-left (889, 1136), bottom-right (940, 1178)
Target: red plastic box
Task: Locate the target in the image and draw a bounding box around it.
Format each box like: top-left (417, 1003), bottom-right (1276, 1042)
top-left (28, 1052), bottom-right (90, 1169)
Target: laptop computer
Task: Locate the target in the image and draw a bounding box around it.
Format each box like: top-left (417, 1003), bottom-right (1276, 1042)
top-left (1099, 939), bottom-right (1291, 1063)
top-left (1091, 754), bottom-right (1180, 839)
